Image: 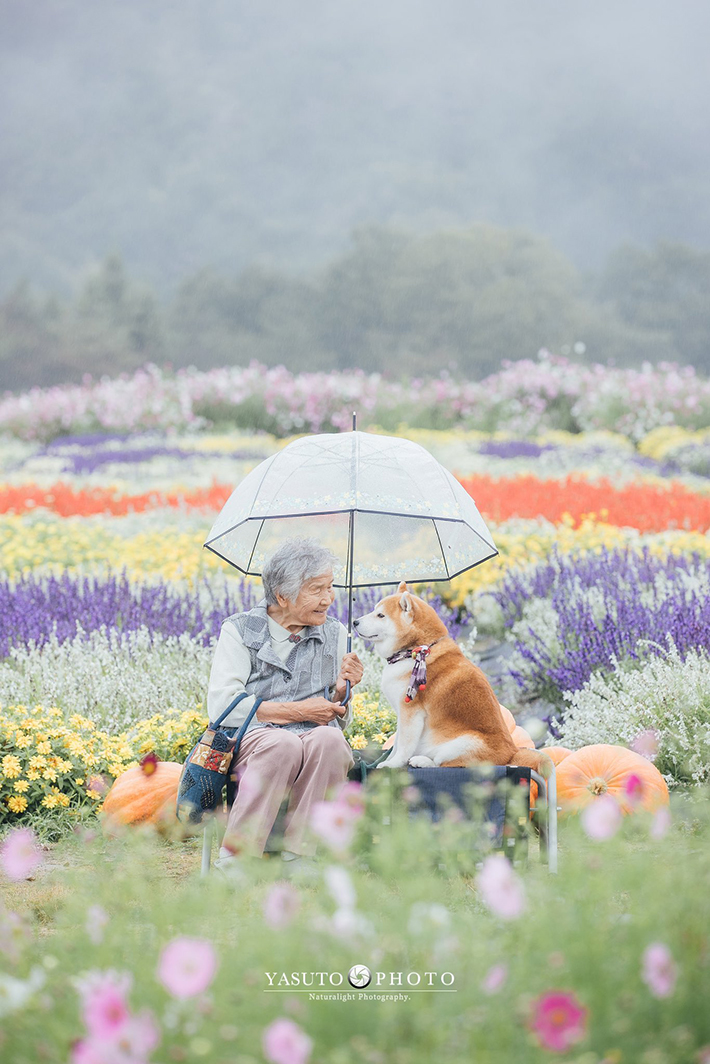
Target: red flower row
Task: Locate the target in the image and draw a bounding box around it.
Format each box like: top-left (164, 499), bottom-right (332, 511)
top-left (1, 474), bottom-right (709, 532)
top-left (458, 474), bottom-right (710, 533)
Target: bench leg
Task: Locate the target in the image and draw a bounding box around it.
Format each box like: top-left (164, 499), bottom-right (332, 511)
top-left (531, 768), bottom-right (558, 874)
top-left (201, 819), bottom-right (213, 876)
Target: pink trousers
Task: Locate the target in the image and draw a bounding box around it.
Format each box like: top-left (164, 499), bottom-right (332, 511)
top-left (223, 725), bottom-right (355, 857)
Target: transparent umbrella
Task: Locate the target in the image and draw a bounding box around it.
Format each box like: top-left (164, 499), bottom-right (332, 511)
top-left (204, 420), bottom-right (498, 699)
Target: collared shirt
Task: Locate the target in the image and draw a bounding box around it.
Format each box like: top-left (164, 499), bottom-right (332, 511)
top-left (207, 609), bottom-right (351, 730)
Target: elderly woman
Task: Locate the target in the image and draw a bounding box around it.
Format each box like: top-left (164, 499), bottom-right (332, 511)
top-left (207, 537), bottom-right (363, 872)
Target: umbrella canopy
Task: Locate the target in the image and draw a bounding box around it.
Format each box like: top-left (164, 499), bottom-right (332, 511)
top-left (204, 430), bottom-right (497, 586)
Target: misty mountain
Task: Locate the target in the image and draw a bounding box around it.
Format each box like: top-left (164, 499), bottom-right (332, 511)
top-left (2, 0), bottom-right (709, 298)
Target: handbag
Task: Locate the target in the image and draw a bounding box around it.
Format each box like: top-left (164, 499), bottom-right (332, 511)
top-left (176, 692), bottom-right (263, 824)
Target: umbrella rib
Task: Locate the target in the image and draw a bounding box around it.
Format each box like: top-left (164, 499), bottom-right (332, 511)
top-left (432, 519), bottom-right (451, 580)
top-left (246, 518), bottom-right (265, 572)
top-left (251, 445), bottom-right (337, 513)
top-left (205, 541), bottom-right (499, 586)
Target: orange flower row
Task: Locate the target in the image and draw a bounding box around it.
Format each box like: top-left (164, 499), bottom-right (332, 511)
top-left (458, 474), bottom-right (710, 533)
top-left (2, 475), bottom-right (710, 532)
top-left (0, 482), bottom-right (233, 517)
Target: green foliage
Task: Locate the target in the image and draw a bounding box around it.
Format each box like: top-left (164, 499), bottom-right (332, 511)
top-left (3, 230), bottom-right (710, 392)
top-left (1, 789), bottom-right (710, 1062)
top-left (596, 242), bottom-right (710, 373)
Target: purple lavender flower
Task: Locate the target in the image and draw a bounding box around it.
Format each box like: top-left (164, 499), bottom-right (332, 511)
top-left (486, 546), bottom-right (710, 717)
top-left (0, 573), bottom-right (470, 657)
top-left (477, 440), bottom-right (552, 460)
top-left (332, 587), bottom-right (471, 641)
top-left (0, 572), bottom-right (258, 655)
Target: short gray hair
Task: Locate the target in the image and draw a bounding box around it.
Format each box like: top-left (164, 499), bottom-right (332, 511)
top-left (262, 537), bottom-right (339, 606)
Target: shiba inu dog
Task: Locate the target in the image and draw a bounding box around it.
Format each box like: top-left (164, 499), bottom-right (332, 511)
top-left (354, 583), bottom-right (552, 778)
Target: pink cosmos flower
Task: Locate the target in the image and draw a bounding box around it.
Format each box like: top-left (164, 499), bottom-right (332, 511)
top-left (631, 729), bottom-right (660, 760)
top-left (71, 1040), bottom-right (110, 1064)
top-left (650, 807), bottom-right (672, 839)
top-left (85, 905), bottom-right (109, 945)
top-left (641, 942), bottom-right (678, 998)
top-left (139, 752), bottom-right (159, 776)
top-left (481, 963), bottom-right (508, 995)
top-left (0, 827), bottom-right (44, 881)
top-left (475, 855), bottom-right (526, 920)
top-left (529, 989), bottom-right (588, 1053)
top-left (310, 800), bottom-right (358, 853)
top-left (78, 970), bottom-right (132, 1040)
top-left (696, 1046), bottom-right (710, 1064)
top-left (323, 865), bottom-right (357, 910)
top-left (262, 1017), bottom-right (313, 1064)
top-left (232, 763), bottom-right (263, 803)
top-left (581, 795), bottom-right (622, 841)
top-left (115, 1009), bottom-right (160, 1058)
top-left (263, 882), bottom-right (301, 929)
top-left (71, 1008), bottom-right (159, 1064)
top-left (87, 775), bottom-right (109, 797)
top-left (336, 781), bottom-right (365, 817)
top-left (623, 773), bottom-right (645, 806)
top-left (157, 936), bottom-right (218, 999)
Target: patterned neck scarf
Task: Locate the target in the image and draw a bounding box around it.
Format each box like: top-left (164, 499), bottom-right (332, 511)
top-left (386, 641), bottom-right (440, 703)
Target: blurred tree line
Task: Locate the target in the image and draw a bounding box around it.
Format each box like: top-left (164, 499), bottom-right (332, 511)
top-left (1, 225), bottom-right (709, 392)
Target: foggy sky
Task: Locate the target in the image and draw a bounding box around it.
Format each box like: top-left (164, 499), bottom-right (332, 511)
top-left (1, 0), bottom-right (709, 295)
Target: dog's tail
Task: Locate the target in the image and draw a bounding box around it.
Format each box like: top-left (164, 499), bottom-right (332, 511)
top-left (507, 747), bottom-right (554, 780)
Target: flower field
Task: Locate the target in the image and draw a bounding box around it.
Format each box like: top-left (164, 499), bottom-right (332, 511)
top-left (2, 358), bottom-right (710, 1062)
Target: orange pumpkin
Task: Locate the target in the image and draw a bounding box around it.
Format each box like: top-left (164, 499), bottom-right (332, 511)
top-left (498, 704), bottom-right (516, 733)
top-left (542, 745), bottom-right (573, 766)
top-left (101, 761), bottom-right (183, 828)
top-left (555, 744), bottom-right (669, 816)
top-left (529, 748), bottom-right (572, 810)
top-left (511, 725), bottom-right (535, 750)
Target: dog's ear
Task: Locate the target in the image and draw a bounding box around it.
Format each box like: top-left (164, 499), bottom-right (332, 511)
top-left (399, 591), bottom-right (413, 614)
top-left (397, 581), bottom-right (409, 593)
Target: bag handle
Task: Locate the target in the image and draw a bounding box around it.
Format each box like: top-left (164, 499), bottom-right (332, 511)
top-left (232, 696), bottom-right (263, 752)
top-left (210, 691), bottom-right (251, 729)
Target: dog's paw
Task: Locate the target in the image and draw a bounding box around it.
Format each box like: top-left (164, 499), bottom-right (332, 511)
top-left (408, 755), bottom-right (436, 768)
top-left (376, 758), bottom-right (406, 769)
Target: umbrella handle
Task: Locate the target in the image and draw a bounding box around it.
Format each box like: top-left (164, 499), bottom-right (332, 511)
top-left (326, 682), bottom-right (352, 706)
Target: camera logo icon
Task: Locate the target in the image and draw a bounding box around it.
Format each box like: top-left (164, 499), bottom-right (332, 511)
top-left (348, 965), bottom-right (372, 988)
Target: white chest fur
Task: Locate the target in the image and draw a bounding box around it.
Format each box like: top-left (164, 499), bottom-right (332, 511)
top-left (380, 657), bottom-right (413, 712)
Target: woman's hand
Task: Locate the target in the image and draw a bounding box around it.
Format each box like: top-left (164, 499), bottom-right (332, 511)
top-left (295, 697), bottom-right (347, 725)
top-left (256, 697), bottom-right (345, 726)
top-left (334, 651), bottom-right (364, 701)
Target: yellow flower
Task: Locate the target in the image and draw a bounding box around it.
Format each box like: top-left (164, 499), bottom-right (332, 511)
top-left (75, 778), bottom-right (84, 786)
top-left (28, 755), bottom-right (47, 772)
top-left (42, 793), bottom-right (60, 809)
top-left (13, 780), bottom-right (30, 794)
top-left (2, 754), bottom-right (22, 779)
top-left (87, 789), bottom-right (103, 801)
top-left (14, 733), bottom-right (32, 749)
top-left (7, 795), bottom-right (28, 813)
top-left (35, 740), bottom-right (52, 755)
top-left (349, 735), bottom-right (368, 750)
top-left (26, 769), bottom-right (41, 782)
top-left (42, 768), bottom-right (58, 783)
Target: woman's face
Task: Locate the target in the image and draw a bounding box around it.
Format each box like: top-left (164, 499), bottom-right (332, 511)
top-left (287, 571), bottom-right (336, 626)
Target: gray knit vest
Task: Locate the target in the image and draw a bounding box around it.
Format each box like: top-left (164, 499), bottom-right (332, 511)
top-left (226, 600), bottom-right (342, 735)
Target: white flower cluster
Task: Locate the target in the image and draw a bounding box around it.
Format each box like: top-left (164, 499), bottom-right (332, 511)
top-left (0, 627), bottom-right (212, 732)
top-left (557, 643), bottom-right (710, 787)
